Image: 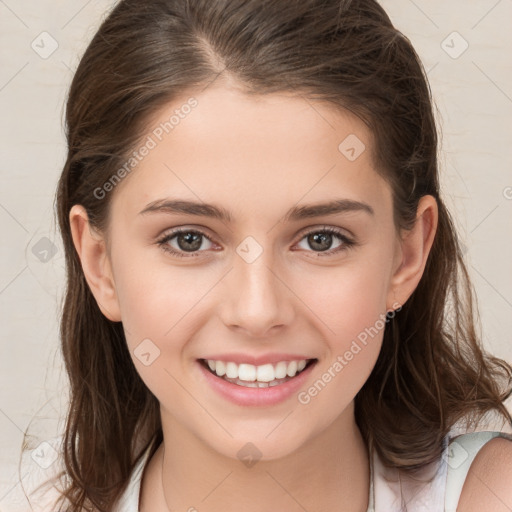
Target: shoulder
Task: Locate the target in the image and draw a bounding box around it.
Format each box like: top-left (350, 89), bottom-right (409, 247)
top-left (457, 436), bottom-right (512, 512)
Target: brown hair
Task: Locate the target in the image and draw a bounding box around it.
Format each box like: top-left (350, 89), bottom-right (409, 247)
top-left (40, 0), bottom-right (512, 510)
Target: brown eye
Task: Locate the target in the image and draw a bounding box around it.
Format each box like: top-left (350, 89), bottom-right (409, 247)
top-left (157, 229), bottom-right (214, 257)
top-left (295, 227), bottom-right (355, 257)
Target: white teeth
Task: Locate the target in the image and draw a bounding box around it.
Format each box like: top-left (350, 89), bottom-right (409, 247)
top-left (216, 361), bottom-right (226, 376)
top-left (205, 358), bottom-right (311, 382)
top-left (287, 360), bottom-right (298, 377)
top-left (274, 361), bottom-right (288, 379)
top-left (225, 362), bottom-right (238, 379)
top-left (238, 364), bottom-right (256, 382)
top-left (256, 364), bottom-right (275, 382)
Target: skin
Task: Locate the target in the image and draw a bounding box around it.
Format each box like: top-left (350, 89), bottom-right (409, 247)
top-left (457, 438), bottom-right (512, 511)
top-left (69, 83), bottom-right (438, 512)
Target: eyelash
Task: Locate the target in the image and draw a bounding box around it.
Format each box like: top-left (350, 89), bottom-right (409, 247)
top-left (156, 226), bottom-right (356, 259)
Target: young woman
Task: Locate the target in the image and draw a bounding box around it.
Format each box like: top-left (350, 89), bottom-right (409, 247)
top-left (25, 0), bottom-right (512, 511)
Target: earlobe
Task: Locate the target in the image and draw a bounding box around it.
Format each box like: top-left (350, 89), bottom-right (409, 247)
top-left (69, 204), bottom-right (122, 322)
top-left (386, 195), bottom-right (438, 310)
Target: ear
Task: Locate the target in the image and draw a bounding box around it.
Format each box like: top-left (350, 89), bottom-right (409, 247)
top-left (386, 195), bottom-right (438, 310)
top-left (69, 204), bottom-right (122, 322)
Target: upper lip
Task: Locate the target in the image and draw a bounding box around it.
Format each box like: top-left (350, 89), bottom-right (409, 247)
top-left (199, 353), bottom-right (317, 366)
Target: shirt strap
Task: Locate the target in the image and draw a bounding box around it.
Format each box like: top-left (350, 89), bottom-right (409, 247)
top-left (444, 430), bottom-right (512, 511)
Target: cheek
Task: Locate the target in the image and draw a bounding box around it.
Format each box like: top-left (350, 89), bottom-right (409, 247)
top-left (110, 254), bottom-right (203, 398)
top-left (293, 251), bottom-right (391, 403)
top-left (300, 255), bottom-right (392, 339)
top-left (295, 264), bottom-right (388, 414)
top-left (111, 240), bottom-right (213, 339)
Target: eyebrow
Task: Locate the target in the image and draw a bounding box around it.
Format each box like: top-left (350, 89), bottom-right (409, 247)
top-left (139, 198), bottom-right (374, 222)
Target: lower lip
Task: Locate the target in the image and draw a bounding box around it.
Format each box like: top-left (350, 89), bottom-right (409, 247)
top-left (197, 359), bottom-right (317, 407)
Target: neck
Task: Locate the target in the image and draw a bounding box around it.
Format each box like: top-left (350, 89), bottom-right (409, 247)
top-left (141, 403), bottom-right (370, 512)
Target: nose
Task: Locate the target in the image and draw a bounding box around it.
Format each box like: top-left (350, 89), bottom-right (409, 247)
top-left (218, 248), bottom-right (295, 338)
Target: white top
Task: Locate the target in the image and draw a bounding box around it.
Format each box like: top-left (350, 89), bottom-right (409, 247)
top-left (17, 429), bottom-right (512, 512)
top-left (113, 430), bottom-right (512, 512)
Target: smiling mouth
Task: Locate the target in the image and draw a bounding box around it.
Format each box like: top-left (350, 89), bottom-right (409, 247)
top-left (199, 358), bottom-right (317, 388)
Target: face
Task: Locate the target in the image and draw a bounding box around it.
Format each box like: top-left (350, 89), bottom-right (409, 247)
top-left (80, 84), bottom-right (410, 461)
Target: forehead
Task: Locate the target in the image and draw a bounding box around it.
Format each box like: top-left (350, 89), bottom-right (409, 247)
top-left (110, 85), bottom-right (391, 222)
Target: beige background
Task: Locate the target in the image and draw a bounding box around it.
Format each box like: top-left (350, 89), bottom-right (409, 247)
top-left (1, 0), bottom-right (511, 509)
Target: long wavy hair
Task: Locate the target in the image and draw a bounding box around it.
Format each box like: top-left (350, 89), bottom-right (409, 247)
top-left (38, 0), bottom-right (512, 510)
